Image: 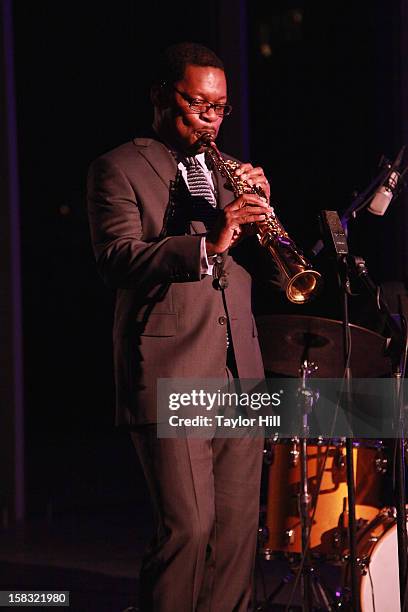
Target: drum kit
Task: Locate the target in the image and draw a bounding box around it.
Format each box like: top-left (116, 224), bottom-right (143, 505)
top-left (255, 314), bottom-right (406, 612)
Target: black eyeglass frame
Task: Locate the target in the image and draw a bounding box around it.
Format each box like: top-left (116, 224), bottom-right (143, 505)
top-left (172, 86), bottom-right (232, 117)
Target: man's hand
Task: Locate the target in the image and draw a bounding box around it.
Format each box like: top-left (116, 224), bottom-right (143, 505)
top-left (205, 194), bottom-right (272, 256)
top-left (234, 163), bottom-right (271, 201)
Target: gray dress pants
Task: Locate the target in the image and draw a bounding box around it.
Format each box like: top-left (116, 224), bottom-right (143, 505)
top-left (131, 429), bottom-right (264, 612)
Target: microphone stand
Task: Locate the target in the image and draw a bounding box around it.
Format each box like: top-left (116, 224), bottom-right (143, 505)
top-left (311, 147), bottom-right (406, 258)
top-left (341, 146), bottom-right (405, 228)
top-left (310, 149), bottom-right (407, 609)
top-left (332, 218), bottom-right (408, 609)
top-left (324, 211), bottom-right (408, 610)
top-left (340, 153), bottom-right (408, 608)
top-left (339, 257), bottom-right (360, 612)
top-left (340, 163), bottom-right (392, 226)
top-left (318, 208), bottom-right (408, 609)
top-left (350, 256), bottom-right (408, 612)
top-left (319, 211), bottom-right (360, 611)
top-left (337, 146), bottom-right (408, 608)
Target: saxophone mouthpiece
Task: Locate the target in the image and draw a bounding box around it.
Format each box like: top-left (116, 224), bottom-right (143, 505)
top-left (199, 132), bottom-right (214, 146)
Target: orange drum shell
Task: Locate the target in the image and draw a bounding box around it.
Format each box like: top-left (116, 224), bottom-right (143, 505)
top-left (265, 441), bottom-right (384, 557)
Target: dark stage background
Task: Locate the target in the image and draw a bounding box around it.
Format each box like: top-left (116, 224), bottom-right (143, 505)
top-left (4, 0), bottom-right (408, 523)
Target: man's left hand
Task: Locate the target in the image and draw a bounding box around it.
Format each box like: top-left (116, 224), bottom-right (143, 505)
top-left (234, 163), bottom-right (271, 201)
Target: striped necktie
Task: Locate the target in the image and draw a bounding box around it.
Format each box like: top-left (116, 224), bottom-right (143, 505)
top-left (184, 156), bottom-right (218, 230)
top-left (184, 156), bottom-right (216, 207)
top-left (184, 158), bottom-right (230, 353)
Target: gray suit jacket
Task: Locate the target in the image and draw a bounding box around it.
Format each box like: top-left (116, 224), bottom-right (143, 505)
top-left (87, 137), bottom-right (271, 426)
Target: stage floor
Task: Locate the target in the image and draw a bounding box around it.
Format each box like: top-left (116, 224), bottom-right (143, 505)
top-left (0, 503), bottom-right (344, 612)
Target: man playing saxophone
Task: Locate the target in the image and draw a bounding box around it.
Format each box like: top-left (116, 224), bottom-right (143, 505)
top-left (87, 41), bottom-right (281, 612)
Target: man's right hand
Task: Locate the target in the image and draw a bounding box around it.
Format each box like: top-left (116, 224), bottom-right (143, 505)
top-left (205, 194), bottom-right (273, 256)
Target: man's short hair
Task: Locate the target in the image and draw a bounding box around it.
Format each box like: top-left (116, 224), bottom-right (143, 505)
top-left (152, 42), bottom-right (225, 87)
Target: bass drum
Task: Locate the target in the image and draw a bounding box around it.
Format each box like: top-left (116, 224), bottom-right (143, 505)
top-left (264, 439), bottom-right (386, 558)
top-left (343, 507), bottom-right (403, 612)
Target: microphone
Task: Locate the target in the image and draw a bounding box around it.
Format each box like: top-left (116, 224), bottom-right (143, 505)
top-left (311, 146), bottom-right (407, 257)
top-left (367, 146), bottom-right (405, 216)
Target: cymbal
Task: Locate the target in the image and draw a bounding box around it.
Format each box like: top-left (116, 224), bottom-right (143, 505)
top-left (256, 314), bottom-right (392, 377)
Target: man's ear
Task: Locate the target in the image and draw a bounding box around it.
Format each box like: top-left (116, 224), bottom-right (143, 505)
top-left (150, 82), bottom-right (171, 109)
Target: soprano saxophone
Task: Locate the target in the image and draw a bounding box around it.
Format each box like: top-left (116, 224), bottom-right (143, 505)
top-left (200, 133), bottom-right (322, 304)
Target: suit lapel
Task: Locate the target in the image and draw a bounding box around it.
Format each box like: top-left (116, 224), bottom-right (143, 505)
top-left (135, 138), bottom-right (178, 190)
top-left (135, 138), bottom-right (235, 236)
top-left (137, 138), bottom-right (234, 211)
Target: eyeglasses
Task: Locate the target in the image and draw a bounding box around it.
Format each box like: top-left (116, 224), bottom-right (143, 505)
top-left (173, 86), bottom-right (232, 117)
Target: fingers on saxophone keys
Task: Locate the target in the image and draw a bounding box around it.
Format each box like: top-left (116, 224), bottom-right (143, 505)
top-left (256, 180), bottom-right (269, 189)
top-left (238, 205), bottom-right (272, 224)
top-left (228, 194), bottom-right (269, 213)
top-left (234, 163), bottom-right (252, 177)
top-left (237, 173), bottom-right (254, 186)
top-left (242, 213), bottom-right (268, 224)
top-left (237, 202), bottom-right (271, 215)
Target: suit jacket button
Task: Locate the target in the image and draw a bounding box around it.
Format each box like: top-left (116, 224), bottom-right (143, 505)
top-left (218, 316), bottom-right (227, 325)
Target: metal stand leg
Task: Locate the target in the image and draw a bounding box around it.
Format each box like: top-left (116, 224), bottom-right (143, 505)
top-left (297, 362), bottom-right (335, 612)
top-left (256, 361), bottom-right (336, 612)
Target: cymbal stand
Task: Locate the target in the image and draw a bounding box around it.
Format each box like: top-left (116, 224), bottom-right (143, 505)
top-left (297, 360), bottom-right (335, 612)
top-left (255, 361), bottom-right (335, 612)
top-left (299, 365), bottom-right (313, 612)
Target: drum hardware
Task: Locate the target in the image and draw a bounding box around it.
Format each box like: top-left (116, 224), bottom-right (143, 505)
top-left (332, 529), bottom-right (342, 550)
top-left (297, 362), bottom-right (323, 610)
top-left (256, 314), bottom-right (392, 610)
top-left (257, 523), bottom-right (270, 556)
top-left (332, 498), bottom-right (349, 554)
top-left (332, 521), bottom-right (373, 557)
top-left (350, 256), bottom-right (408, 611)
top-left (257, 361), bottom-right (338, 611)
top-left (256, 315), bottom-right (392, 380)
top-left (259, 437), bottom-right (387, 609)
top-left (262, 438), bottom-right (385, 557)
top-left (262, 440), bottom-right (274, 467)
top-left (343, 554), bottom-right (370, 575)
top-left (317, 207), bottom-right (407, 612)
top-left (253, 557), bottom-right (334, 612)
top-left (334, 502), bottom-right (370, 565)
top-left (334, 446), bottom-right (346, 470)
top-left (335, 506), bottom-right (408, 610)
top-left (285, 360), bottom-right (337, 611)
top-left (285, 528), bottom-right (296, 547)
top-left (332, 202), bottom-right (407, 610)
top-left (374, 450), bottom-right (387, 475)
top-left (290, 438), bottom-right (300, 468)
